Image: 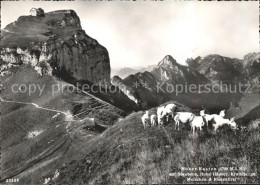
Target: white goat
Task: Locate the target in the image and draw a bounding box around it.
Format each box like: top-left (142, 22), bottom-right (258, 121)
top-left (212, 116), bottom-right (237, 132)
top-left (150, 114), bottom-right (157, 127)
top-left (162, 103), bottom-right (177, 122)
top-left (141, 111), bottom-right (150, 129)
top-left (43, 178), bottom-right (51, 184)
top-left (157, 106), bottom-right (166, 126)
top-left (53, 169), bottom-right (60, 179)
top-left (200, 110), bottom-right (225, 126)
top-left (174, 112), bottom-right (195, 130)
top-left (190, 116), bottom-right (206, 135)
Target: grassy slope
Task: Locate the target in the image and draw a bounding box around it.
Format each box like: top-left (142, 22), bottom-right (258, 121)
top-left (236, 105), bottom-right (260, 127)
top-left (226, 93), bottom-right (260, 119)
top-left (0, 65), bottom-right (125, 184)
top-left (1, 66), bottom-right (259, 184)
top-left (55, 102), bottom-right (260, 185)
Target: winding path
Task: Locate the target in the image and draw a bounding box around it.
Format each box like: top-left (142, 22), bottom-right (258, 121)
top-left (0, 97), bottom-right (70, 116)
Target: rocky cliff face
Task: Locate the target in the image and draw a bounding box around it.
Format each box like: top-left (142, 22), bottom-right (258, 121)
top-left (0, 9), bottom-right (110, 85)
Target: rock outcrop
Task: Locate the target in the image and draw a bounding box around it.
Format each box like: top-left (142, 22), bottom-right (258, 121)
top-left (0, 9), bottom-right (110, 85)
top-left (243, 52), bottom-right (260, 78)
top-left (111, 76), bottom-right (140, 104)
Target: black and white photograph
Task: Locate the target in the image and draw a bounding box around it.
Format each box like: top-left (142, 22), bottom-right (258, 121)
top-left (0, 0), bottom-right (259, 184)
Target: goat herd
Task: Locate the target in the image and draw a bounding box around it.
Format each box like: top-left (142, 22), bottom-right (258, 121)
top-left (141, 103), bottom-right (238, 135)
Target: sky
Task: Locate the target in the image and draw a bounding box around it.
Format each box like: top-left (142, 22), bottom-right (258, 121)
top-left (1, 0), bottom-right (259, 69)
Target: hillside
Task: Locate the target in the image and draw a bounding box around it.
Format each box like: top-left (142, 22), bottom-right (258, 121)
top-left (0, 64), bottom-right (128, 184)
top-left (54, 101), bottom-right (260, 185)
top-left (0, 9), bottom-right (141, 184)
top-left (236, 105), bottom-right (260, 127)
top-left (226, 93), bottom-right (260, 118)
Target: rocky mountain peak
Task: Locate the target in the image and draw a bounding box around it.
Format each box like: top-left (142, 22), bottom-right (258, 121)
top-left (151, 55), bottom-right (208, 84)
top-left (0, 9), bottom-right (110, 85)
top-left (156, 55), bottom-right (177, 69)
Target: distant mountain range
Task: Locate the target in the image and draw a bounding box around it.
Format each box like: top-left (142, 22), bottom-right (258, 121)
top-left (111, 64), bottom-right (157, 79)
top-left (187, 53), bottom-right (260, 84)
top-left (112, 53), bottom-right (259, 110)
